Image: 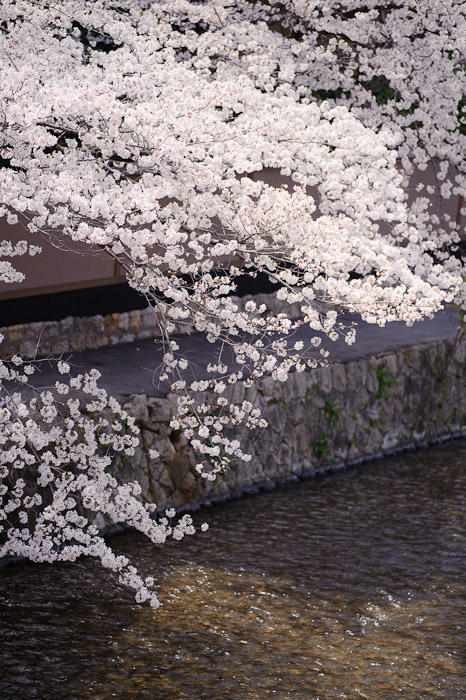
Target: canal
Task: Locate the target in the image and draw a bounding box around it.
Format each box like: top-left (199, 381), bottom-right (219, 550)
top-left (1, 440), bottom-right (465, 699)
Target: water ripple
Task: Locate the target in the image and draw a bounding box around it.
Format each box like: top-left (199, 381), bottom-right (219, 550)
top-left (1, 441), bottom-right (466, 699)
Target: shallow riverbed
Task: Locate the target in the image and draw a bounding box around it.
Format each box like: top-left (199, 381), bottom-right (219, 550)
top-left (1, 441), bottom-right (466, 699)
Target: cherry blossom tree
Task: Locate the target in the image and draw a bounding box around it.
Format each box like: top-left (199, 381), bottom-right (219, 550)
top-left (0, 0), bottom-right (464, 606)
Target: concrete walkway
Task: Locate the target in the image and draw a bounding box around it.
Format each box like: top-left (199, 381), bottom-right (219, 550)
top-left (28, 306), bottom-right (462, 397)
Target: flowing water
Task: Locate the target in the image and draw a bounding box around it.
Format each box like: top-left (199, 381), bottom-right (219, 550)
top-left (1, 441), bottom-right (466, 700)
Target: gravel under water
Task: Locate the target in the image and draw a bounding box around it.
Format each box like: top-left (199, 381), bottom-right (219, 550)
top-left (1, 441), bottom-right (466, 699)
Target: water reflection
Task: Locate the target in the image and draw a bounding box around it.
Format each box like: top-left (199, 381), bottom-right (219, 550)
top-left (1, 441), bottom-right (466, 699)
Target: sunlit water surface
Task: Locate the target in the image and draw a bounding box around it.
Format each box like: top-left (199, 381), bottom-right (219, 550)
top-left (1, 441), bottom-right (466, 699)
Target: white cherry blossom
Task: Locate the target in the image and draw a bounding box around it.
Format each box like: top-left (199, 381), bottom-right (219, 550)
top-left (0, 0), bottom-right (464, 605)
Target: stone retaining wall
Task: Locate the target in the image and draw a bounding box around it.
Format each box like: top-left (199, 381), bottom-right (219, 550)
top-left (112, 336), bottom-right (466, 514)
top-left (0, 293), bottom-right (305, 359)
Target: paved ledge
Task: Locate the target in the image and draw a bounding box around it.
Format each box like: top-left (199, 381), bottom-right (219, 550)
top-left (27, 306), bottom-right (460, 396)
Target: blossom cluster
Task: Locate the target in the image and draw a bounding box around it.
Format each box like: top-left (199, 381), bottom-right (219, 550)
top-left (153, 0), bottom-right (466, 286)
top-left (0, 0), bottom-right (464, 604)
top-left (0, 346), bottom-right (210, 608)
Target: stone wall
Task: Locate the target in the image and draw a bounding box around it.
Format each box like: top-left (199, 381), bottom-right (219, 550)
top-left (113, 336), bottom-right (466, 514)
top-left (0, 293), bottom-right (305, 359)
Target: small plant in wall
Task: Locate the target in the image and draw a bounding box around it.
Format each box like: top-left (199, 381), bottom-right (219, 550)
top-left (375, 368), bottom-right (397, 400)
top-left (313, 433), bottom-right (333, 460)
top-left (324, 395), bottom-right (340, 427)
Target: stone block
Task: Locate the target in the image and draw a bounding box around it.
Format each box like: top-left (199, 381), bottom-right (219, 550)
top-left (150, 482), bottom-right (167, 512)
top-left (27, 321), bottom-right (45, 337)
top-left (122, 394), bottom-right (149, 422)
top-left (244, 457), bottom-right (265, 484)
top-left (290, 459), bottom-right (303, 476)
top-left (260, 376), bottom-right (284, 401)
top-left (365, 364), bottom-right (379, 394)
top-left (304, 367), bottom-right (321, 389)
top-left (341, 388), bottom-right (358, 415)
top-left (21, 340), bottom-right (39, 358)
top-left (139, 306), bottom-right (155, 328)
top-left (293, 423), bottom-right (312, 455)
top-left (285, 398), bottom-right (304, 425)
top-left (351, 423), bottom-right (371, 452)
top-left (453, 339), bottom-right (466, 364)
top-left (358, 395), bottom-right (379, 423)
top-left (401, 347), bottom-right (422, 372)
top-left (8, 323), bottom-right (27, 343)
top-left (310, 391), bottom-right (326, 409)
top-left (225, 381), bottom-right (246, 405)
top-left (441, 400), bottom-right (454, 425)
top-left (345, 440), bottom-right (363, 464)
top-left (91, 315), bottom-right (105, 334)
top-left (276, 441), bottom-right (293, 468)
top-left (105, 313), bottom-right (119, 333)
top-left (331, 363), bottom-right (347, 390)
top-left (335, 411), bottom-right (357, 441)
top-left (147, 397), bottom-right (172, 422)
top-left (265, 403), bottom-right (286, 433)
top-left (95, 336), bottom-right (109, 348)
top-left (244, 383), bottom-right (263, 406)
top-left (180, 469), bottom-right (197, 498)
top-left (382, 352), bottom-right (399, 378)
top-left (137, 329), bottom-right (155, 340)
top-left (264, 451), bottom-right (277, 478)
top-left (301, 463), bottom-right (318, 479)
top-left (119, 333), bottom-right (136, 344)
top-left (147, 455), bottom-right (165, 481)
top-left (157, 466), bottom-right (176, 496)
top-left (222, 467), bottom-right (237, 489)
top-left (288, 372), bottom-right (309, 399)
top-left (118, 312), bottom-right (129, 330)
top-left (129, 310), bottom-right (141, 332)
top-left (382, 428), bottom-right (401, 452)
top-left (345, 361), bottom-right (366, 389)
top-left (366, 427), bottom-right (383, 454)
top-left (318, 366), bottom-right (333, 393)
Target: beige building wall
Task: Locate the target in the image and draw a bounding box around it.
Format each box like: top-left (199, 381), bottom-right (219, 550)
top-left (0, 163), bottom-right (463, 301)
top-left (0, 217), bottom-right (121, 300)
